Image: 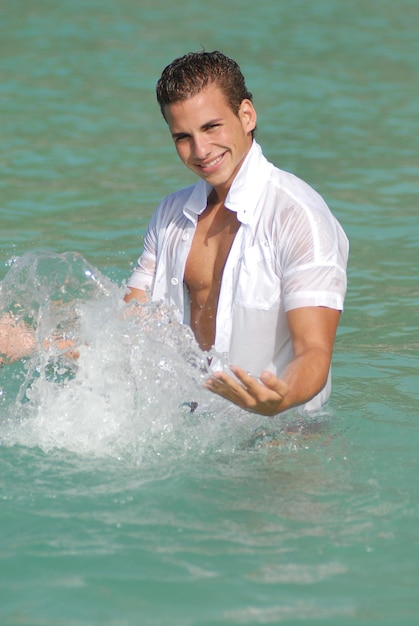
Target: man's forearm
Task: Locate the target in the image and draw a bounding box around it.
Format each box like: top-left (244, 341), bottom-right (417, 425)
top-left (275, 346), bottom-right (332, 412)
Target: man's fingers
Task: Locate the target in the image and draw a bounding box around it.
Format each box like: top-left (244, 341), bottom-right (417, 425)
top-left (205, 371), bottom-right (250, 398)
top-left (230, 366), bottom-right (288, 399)
top-left (259, 370), bottom-right (289, 397)
top-left (227, 367), bottom-right (258, 391)
top-left (205, 367), bottom-right (289, 416)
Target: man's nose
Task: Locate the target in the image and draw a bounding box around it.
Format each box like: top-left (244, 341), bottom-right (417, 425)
top-left (192, 134), bottom-right (210, 159)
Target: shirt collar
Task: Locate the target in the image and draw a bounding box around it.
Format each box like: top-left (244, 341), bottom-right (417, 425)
top-left (183, 180), bottom-right (212, 222)
top-left (225, 141), bottom-right (272, 224)
top-left (183, 141), bottom-right (272, 224)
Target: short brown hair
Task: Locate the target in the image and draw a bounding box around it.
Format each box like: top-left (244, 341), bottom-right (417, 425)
top-left (156, 51), bottom-right (253, 118)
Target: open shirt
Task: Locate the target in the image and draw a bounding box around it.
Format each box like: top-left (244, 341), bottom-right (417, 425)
top-left (128, 142), bottom-right (349, 411)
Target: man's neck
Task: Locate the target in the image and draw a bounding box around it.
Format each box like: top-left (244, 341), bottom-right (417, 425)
top-left (207, 187), bottom-right (227, 208)
top-left (207, 185), bottom-right (228, 206)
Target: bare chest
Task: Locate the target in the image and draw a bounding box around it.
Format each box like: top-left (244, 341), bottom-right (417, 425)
top-left (184, 208), bottom-right (240, 293)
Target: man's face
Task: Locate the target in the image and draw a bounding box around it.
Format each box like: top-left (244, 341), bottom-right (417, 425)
top-left (163, 82), bottom-right (257, 197)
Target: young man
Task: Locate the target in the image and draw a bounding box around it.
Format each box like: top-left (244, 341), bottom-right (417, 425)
top-left (125, 51), bottom-right (349, 417)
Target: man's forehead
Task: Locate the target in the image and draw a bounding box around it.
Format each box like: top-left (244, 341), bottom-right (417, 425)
top-left (164, 85), bottom-right (232, 125)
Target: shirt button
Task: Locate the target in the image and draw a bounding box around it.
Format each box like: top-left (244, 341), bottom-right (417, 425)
top-left (182, 233), bottom-right (190, 241)
top-left (171, 277), bottom-right (179, 286)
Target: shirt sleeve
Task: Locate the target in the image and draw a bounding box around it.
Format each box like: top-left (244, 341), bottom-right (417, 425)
top-left (279, 200), bottom-right (349, 312)
top-left (127, 214), bottom-right (158, 292)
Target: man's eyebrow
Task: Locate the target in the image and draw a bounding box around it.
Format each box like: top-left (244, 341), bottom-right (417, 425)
top-left (171, 130), bottom-right (189, 139)
top-left (201, 117), bottom-right (223, 129)
top-left (171, 118), bottom-right (224, 139)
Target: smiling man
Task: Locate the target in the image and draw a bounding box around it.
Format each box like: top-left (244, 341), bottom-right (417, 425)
top-left (125, 51), bottom-right (349, 416)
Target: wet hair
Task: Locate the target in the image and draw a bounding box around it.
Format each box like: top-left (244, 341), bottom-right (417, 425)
top-left (156, 50), bottom-right (253, 118)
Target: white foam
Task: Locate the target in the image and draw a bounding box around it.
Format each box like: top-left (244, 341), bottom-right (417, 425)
top-left (0, 251), bottom-right (255, 462)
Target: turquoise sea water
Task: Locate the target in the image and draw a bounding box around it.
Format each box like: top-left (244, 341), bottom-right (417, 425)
top-left (1, 1), bottom-right (418, 624)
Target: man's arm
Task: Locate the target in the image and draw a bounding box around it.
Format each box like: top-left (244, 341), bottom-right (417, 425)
top-left (204, 306), bottom-right (341, 416)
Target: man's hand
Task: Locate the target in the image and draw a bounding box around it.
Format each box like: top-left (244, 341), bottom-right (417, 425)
top-left (205, 307), bottom-right (341, 416)
top-left (205, 365), bottom-right (289, 416)
top-left (0, 314), bottom-right (80, 363)
top-left (0, 314), bottom-right (36, 363)
top-left (124, 287), bottom-right (149, 304)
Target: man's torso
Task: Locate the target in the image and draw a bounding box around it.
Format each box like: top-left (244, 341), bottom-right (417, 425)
top-left (184, 191), bottom-right (240, 351)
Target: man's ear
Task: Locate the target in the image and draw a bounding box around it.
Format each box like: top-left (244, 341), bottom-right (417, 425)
top-left (239, 99), bottom-right (257, 134)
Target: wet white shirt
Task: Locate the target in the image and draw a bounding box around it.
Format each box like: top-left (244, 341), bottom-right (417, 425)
top-left (128, 142), bottom-right (349, 411)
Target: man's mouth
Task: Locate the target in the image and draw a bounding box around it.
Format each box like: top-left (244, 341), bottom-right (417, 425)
top-left (199, 153), bottom-right (225, 170)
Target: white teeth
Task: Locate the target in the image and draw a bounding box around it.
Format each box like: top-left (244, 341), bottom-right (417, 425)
top-left (202, 155), bottom-right (223, 168)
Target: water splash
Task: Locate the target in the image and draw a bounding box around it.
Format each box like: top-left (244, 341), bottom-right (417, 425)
top-left (0, 250), bottom-right (265, 461)
top-left (0, 250), bottom-right (329, 463)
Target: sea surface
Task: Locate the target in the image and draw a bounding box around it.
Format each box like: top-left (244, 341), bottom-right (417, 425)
top-left (1, 1), bottom-right (418, 624)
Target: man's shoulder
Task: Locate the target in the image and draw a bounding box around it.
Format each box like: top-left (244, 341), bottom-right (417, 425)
top-left (266, 164), bottom-right (330, 214)
top-left (252, 145), bottom-right (324, 204)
